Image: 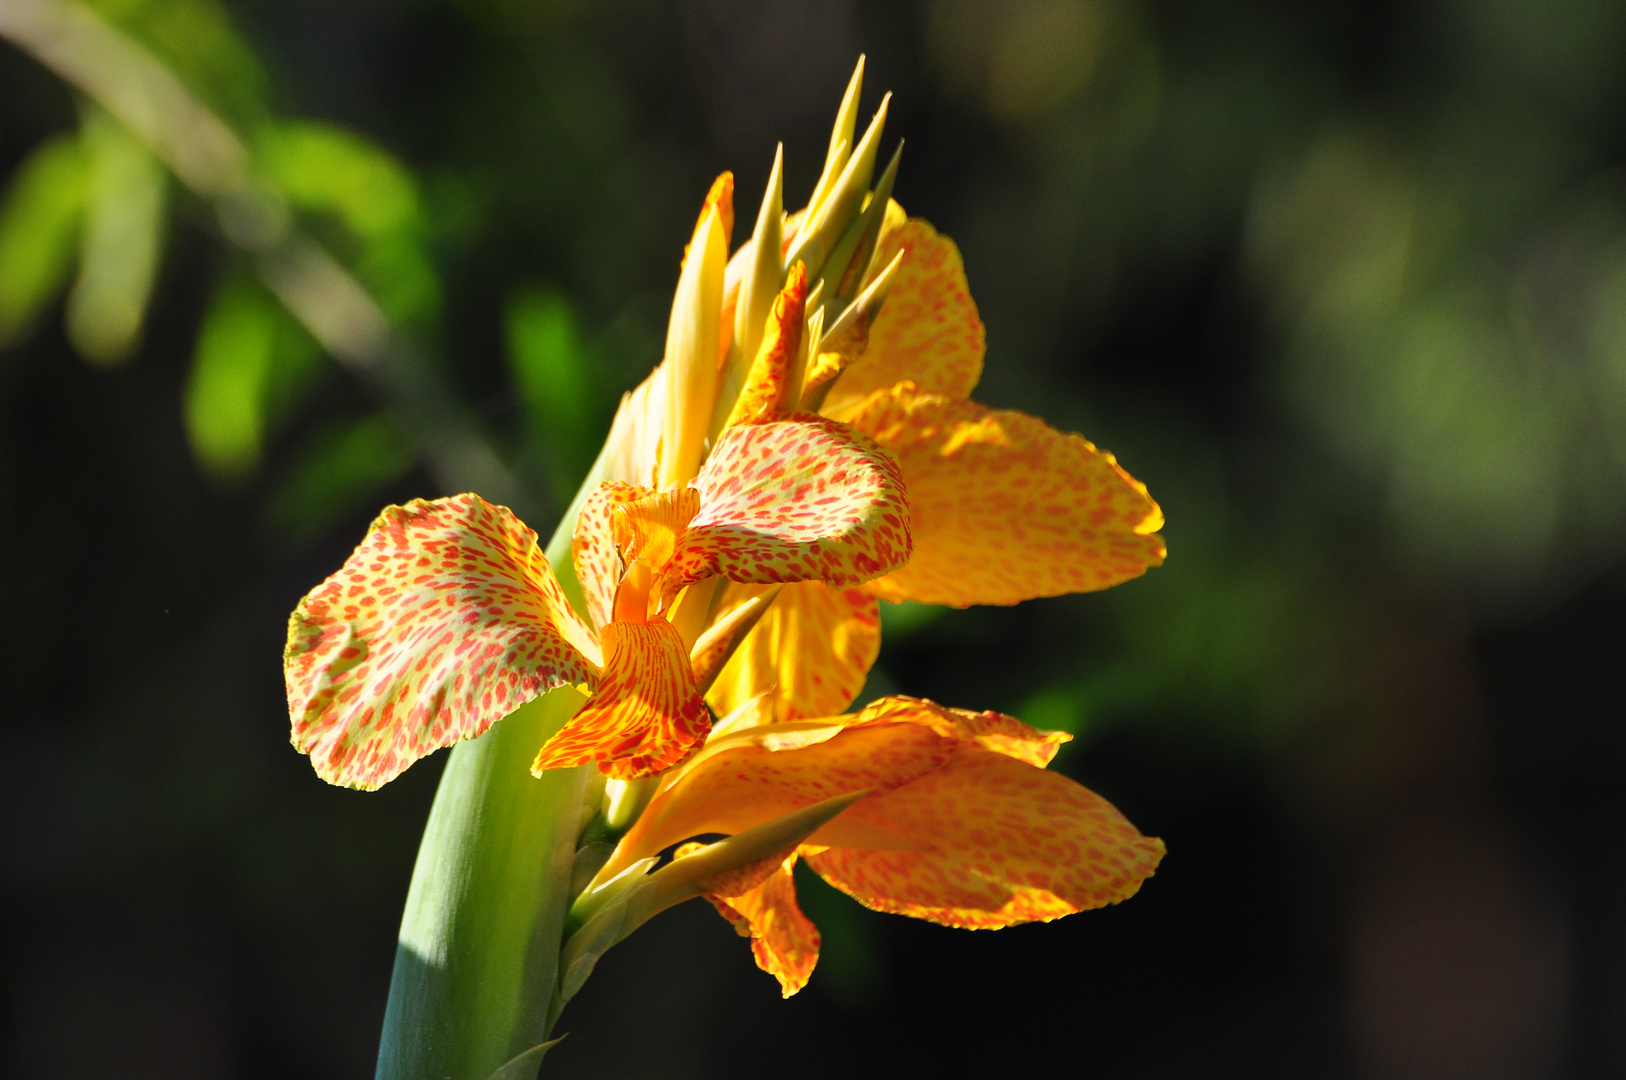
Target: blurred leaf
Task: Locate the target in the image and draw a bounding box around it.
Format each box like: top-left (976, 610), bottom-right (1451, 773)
top-left (505, 284), bottom-right (596, 499)
top-left (262, 413), bottom-right (416, 549)
top-left (0, 134), bottom-right (88, 346)
top-left (257, 121), bottom-right (440, 325)
top-left (65, 107), bottom-right (166, 366)
top-left (84, 0), bottom-right (269, 128)
top-left (876, 599), bottom-right (945, 638)
top-left (184, 271), bottom-right (322, 482)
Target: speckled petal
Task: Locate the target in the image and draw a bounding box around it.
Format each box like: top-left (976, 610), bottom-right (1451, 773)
top-left (573, 481), bottom-right (647, 630)
top-left (597, 695), bottom-right (1155, 931)
top-left (659, 415), bottom-right (910, 604)
top-left (688, 849), bottom-right (820, 998)
top-left (706, 581), bottom-right (879, 721)
top-left (531, 618), bottom-right (710, 780)
top-left (846, 385), bottom-right (1166, 606)
top-left (821, 217), bottom-right (984, 417)
top-left (285, 495), bottom-right (598, 791)
top-left (805, 746), bottom-right (1165, 927)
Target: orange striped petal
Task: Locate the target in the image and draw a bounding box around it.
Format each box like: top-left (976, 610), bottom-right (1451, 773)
top-left (531, 618), bottom-right (709, 780)
top-left (612, 487), bottom-right (702, 571)
top-left (285, 495), bottom-right (598, 790)
top-left (659, 415), bottom-right (910, 603)
top-left (846, 385), bottom-right (1166, 606)
top-left (805, 746), bottom-right (1165, 927)
top-left (706, 581), bottom-right (879, 721)
top-left (725, 263), bottom-right (807, 428)
top-left (688, 849), bottom-right (820, 998)
top-left (573, 481), bottom-right (648, 630)
top-left (821, 218), bottom-right (984, 417)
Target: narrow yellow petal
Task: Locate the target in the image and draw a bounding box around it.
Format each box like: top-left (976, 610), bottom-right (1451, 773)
top-left (660, 175), bottom-right (732, 488)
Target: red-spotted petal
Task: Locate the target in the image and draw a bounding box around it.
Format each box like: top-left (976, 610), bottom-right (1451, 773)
top-left (285, 494), bottom-right (598, 790)
top-left (531, 618), bottom-right (710, 780)
top-left (805, 746), bottom-right (1164, 927)
top-left (656, 415), bottom-right (910, 603)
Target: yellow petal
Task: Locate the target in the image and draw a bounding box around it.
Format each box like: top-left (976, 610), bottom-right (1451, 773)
top-left (285, 495), bottom-right (598, 790)
top-left (846, 385), bottom-right (1166, 606)
top-left (706, 581), bottom-right (879, 721)
top-left (531, 618), bottom-right (709, 780)
top-left (821, 217), bottom-right (984, 416)
top-left (661, 174), bottom-right (731, 488)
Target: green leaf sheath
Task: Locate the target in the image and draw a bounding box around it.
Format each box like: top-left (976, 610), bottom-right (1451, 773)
top-left (376, 690), bottom-right (589, 1080)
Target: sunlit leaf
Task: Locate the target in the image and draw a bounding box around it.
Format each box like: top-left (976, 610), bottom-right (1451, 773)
top-left (262, 412), bottom-right (417, 548)
top-left (0, 135), bottom-right (88, 346)
top-left (257, 121), bottom-right (439, 324)
top-left (65, 108), bottom-right (166, 366)
top-left (184, 271), bottom-right (322, 481)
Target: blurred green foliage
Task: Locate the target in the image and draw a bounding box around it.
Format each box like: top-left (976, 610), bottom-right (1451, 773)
top-left (0, 132), bottom-right (85, 344)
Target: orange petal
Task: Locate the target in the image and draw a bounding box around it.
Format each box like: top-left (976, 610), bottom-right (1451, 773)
top-left (659, 415), bottom-right (910, 603)
top-left (612, 487), bottom-right (702, 572)
top-left (706, 581), bottom-right (879, 721)
top-left (847, 694), bottom-right (1071, 768)
top-left (805, 746), bottom-right (1165, 927)
top-left (531, 618), bottom-right (709, 780)
top-left (611, 717), bottom-right (952, 866)
top-left (821, 218), bottom-right (984, 417)
top-left (285, 495), bottom-right (598, 790)
top-left (689, 849), bottom-right (820, 998)
top-left (724, 263), bottom-right (807, 428)
top-left (573, 481), bottom-right (648, 630)
top-left (846, 385), bottom-right (1166, 606)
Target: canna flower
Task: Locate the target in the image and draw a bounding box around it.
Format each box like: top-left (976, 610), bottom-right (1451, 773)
top-left (587, 694), bottom-right (1165, 996)
top-left (287, 55), bottom-right (1167, 1033)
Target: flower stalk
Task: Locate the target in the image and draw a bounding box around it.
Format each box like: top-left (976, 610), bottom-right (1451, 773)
top-left (374, 504), bottom-right (596, 1080)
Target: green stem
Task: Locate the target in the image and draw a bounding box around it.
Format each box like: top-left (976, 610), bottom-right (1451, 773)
top-left (375, 690), bottom-right (588, 1080)
top-left (375, 442), bottom-right (614, 1080)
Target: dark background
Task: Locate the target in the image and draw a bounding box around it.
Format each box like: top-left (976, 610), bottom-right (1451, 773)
top-left (3, 0), bottom-right (1625, 1077)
